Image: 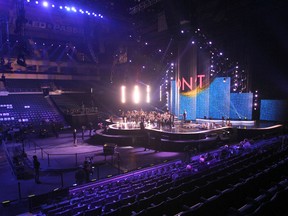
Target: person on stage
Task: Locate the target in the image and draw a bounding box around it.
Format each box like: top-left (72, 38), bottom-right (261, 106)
top-left (183, 110), bottom-right (187, 122)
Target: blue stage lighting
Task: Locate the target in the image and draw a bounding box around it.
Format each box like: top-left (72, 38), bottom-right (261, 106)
top-left (25, 0), bottom-right (104, 19)
top-left (65, 6), bottom-right (71, 11)
top-left (42, 1), bottom-right (48, 7)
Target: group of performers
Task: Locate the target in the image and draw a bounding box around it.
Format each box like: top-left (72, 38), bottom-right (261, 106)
top-left (116, 109), bottom-right (233, 131)
top-left (120, 109), bottom-right (175, 129)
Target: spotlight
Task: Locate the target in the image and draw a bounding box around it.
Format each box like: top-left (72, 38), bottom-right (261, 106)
top-left (42, 1), bottom-right (48, 7)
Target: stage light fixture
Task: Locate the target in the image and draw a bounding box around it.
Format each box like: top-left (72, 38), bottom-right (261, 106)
top-left (146, 85), bottom-right (150, 103)
top-left (42, 1), bottom-right (48, 7)
top-left (121, 86), bottom-right (126, 104)
top-left (159, 86), bottom-right (162, 102)
top-left (17, 54), bottom-right (27, 67)
top-left (133, 85), bottom-right (140, 104)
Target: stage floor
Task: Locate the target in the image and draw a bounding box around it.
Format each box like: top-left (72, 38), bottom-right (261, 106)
top-left (108, 117), bottom-right (281, 134)
top-left (100, 118), bottom-right (283, 152)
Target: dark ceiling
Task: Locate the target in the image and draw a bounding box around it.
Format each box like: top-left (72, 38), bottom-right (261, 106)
top-left (105, 0), bottom-right (288, 99)
top-left (14, 0), bottom-right (288, 98)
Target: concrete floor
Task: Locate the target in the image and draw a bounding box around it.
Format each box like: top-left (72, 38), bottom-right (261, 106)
top-left (0, 130), bottom-right (186, 205)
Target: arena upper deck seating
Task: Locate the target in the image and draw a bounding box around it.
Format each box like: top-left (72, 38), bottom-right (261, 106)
top-left (50, 93), bottom-right (95, 114)
top-left (0, 94), bottom-right (65, 126)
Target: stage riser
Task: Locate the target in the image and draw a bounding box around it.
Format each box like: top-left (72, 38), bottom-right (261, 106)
top-left (237, 126), bottom-right (283, 141)
top-left (95, 125), bottom-right (283, 152)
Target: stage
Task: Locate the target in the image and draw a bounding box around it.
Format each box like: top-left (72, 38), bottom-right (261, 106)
top-left (95, 117), bottom-right (283, 152)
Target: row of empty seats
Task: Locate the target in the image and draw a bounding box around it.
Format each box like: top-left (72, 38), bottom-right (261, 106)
top-left (50, 93), bottom-right (94, 114)
top-left (0, 94), bottom-right (65, 126)
top-left (33, 136), bottom-right (288, 216)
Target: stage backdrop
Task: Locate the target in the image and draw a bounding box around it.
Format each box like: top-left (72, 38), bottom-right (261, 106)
top-left (260, 99), bottom-right (288, 121)
top-left (170, 77), bottom-right (253, 120)
top-left (170, 40), bottom-right (253, 120)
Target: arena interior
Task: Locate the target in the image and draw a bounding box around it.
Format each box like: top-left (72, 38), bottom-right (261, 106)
top-left (0, 0), bottom-right (288, 215)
